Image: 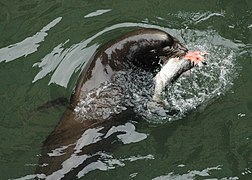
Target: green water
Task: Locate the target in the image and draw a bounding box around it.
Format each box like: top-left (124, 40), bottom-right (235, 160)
top-left (0, 0), bottom-right (252, 179)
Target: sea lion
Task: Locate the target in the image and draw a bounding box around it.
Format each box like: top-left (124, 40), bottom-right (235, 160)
top-left (71, 28), bottom-right (189, 105)
top-left (35, 28), bottom-right (197, 178)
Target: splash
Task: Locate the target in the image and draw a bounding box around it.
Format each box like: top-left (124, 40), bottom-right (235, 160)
top-left (75, 69), bottom-right (154, 121)
top-left (75, 30), bottom-right (238, 123)
top-left (148, 30), bottom-right (238, 122)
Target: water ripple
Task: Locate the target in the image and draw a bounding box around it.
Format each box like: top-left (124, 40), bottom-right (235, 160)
top-left (152, 165), bottom-right (238, 180)
top-left (0, 17), bottom-right (62, 63)
top-left (84, 9), bottom-right (112, 18)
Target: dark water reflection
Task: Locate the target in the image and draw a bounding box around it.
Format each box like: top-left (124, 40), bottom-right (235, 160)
top-left (0, 0), bottom-right (252, 179)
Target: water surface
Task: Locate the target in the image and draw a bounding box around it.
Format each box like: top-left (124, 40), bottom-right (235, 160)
top-left (0, 0), bottom-right (252, 179)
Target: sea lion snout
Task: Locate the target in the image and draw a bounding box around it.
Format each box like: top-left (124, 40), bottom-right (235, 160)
top-left (172, 41), bottom-right (188, 57)
top-left (161, 40), bottom-right (188, 60)
top-left (177, 44), bottom-right (188, 56)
